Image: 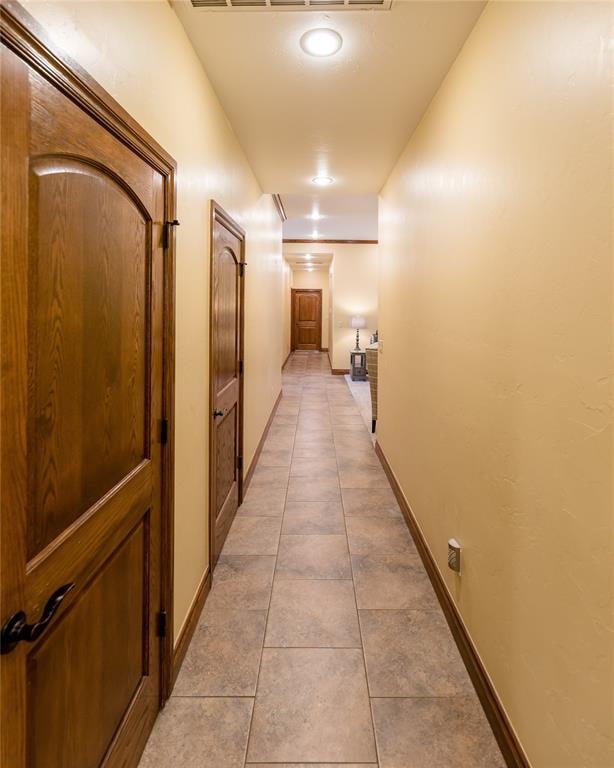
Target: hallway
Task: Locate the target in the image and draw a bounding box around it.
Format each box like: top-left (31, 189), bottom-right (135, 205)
top-left (139, 351), bottom-right (504, 767)
top-left (2, 2), bottom-right (611, 764)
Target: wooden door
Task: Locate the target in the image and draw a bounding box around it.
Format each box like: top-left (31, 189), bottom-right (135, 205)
top-left (209, 202), bottom-right (245, 567)
top-left (1, 8), bottom-right (176, 767)
top-left (292, 289), bottom-right (322, 351)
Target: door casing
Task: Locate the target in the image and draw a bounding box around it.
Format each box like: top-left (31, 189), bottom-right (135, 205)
top-left (208, 200), bottom-right (246, 575)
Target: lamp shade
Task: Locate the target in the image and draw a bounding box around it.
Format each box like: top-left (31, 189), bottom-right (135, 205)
top-left (351, 316), bottom-right (366, 329)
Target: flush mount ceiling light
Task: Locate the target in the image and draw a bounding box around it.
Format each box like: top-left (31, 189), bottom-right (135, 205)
top-left (312, 176), bottom-right (334, 186)
top-left (300, 28), bottom-right (342, 58)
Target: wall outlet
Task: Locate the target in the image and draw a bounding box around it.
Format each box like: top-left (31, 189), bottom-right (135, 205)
top-left (448, 539), bottom-right (461, 573)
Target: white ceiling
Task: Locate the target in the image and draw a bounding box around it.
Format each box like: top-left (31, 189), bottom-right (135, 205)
top-left (285, 250), bottom-right (333, 271)
top-left (281, 193), bottom-right (378, 240)
top-left (172, 0), bottom-right (485, 236)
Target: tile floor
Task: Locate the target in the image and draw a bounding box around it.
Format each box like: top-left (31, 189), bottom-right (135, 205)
top-left (344, 373), bottom-right (374, 438)
top-left (139, 351), bottom-right (505, 768)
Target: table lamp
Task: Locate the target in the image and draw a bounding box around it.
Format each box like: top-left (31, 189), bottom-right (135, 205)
top-left (351, 316), bottom-right (366, 351)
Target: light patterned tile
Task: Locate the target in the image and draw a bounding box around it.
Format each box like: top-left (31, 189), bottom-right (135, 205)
top-left (222, 517), bottom-right (281, 556)
top-left (173, 609), bottom-right (267, 696)
top-left (208, 555), bottom-right (275, 610)
top-left (346, 516), bottom-right (416, 555)
top-left (276, 534), bottom-right (350, 579)
top-left (282, 500), bottom-right (345, 535)
top-left (139, 698), bottom-right (253, 768)
top-left (341, 487), bottom-right (400, 517)
top-left (247, 649), bottom-right (376, 763)
top-left (238, 486), bottom-right (287, 517)
top-left (371, 696), bottom-right (506, 768)
top-left (265, 580), bottom-right (360, 648)
top-left (287, 476), bottom-right (341, 503)
top-left (352, 553), bottom-right (437, 609)
top-left (360, 609), bottom-right (472, 697)
top-left (250, 466), bottom-right (290, 489)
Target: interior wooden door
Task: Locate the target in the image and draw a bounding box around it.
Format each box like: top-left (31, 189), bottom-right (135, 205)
top-left (209, 202), bottom-right (245, 567)
top-left (292, 289), bottom-right (322, 351)
top-left (1, 10), bottom-right (175, 767)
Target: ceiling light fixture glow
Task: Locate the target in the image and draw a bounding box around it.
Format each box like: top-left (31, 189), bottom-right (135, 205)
top-left (300, 28), bottom-right (342, 58)
top-left (312, 176), bottom-right (334, 186)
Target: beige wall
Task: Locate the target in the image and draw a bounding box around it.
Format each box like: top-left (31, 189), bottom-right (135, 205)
top-left (329, 244), bottom-right (378, 370)
top-left (281, 261), bottom-right (292, 365)
top-left (378, 3), bottom-right (614, 767)
top-left (328, 267), bottom-right (334, 358)
top-left (26, 0), bottom-right (284, 641)
top-left (290, 268), bottom-right (331, 350)
top-left (284, 243), bottom-right (378, 370)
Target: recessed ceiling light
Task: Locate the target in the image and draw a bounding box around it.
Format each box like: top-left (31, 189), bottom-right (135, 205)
top-left (300, 28), bottom-right (342, 58)
top-left (312, 176), bottom-right (334, 186)
top-left (304, 255), bottom-right (312, 260)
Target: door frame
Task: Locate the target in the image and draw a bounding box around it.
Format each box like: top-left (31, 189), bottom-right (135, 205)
top-left (291, 288), bottom-right (323, 351)
top-left (0, 1), bottom-right (177, 710)
top-left (208, 200), bottom-right (246, 576)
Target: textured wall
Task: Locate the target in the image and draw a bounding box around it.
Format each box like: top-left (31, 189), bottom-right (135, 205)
top-left (26, 0), bottom-right (284, 641)
top-left (282, 260), bottom-right (292, 365)
top-left (378, 2), bottom-right (613, 765)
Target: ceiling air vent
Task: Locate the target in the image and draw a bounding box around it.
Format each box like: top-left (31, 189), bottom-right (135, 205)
top-left (191, 0), bottom-right (391, 10)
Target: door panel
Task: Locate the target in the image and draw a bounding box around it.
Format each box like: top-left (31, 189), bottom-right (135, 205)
top-left (1, 20), bottom-right (173, 767)
top-left (215, 406), bottom-right (238, 515)
top-left (215, 247), bottom-right (240, 395)
top-left (27, 522), bottom-right (146, 768)
top-left (28, 158), bottom-right (149, 558)
top-left (297, 293), bottom-right (318, 321)
top-left (292, 289), bottom-right (322, 351)
top-left (210, 205), bottom-right (245, 566)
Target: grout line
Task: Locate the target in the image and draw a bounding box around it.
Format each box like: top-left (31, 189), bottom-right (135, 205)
top-left (172, 694), bottom-right (258, 699)
top-left (243, 353), bottom-right (381, 767)
top-left (369, 694), bottom-right (479, 700)
top-left (271, 576), bottom-right (354, 581)
top-left (261, 644), bottom-right (364, 650)
top-left (334, 369), bottom-right (380, 768)
top-left (242, 370), bottom-right (297, 768)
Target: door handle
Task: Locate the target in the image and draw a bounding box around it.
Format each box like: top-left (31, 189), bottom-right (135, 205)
top-left (213, 409), bottom-right (224, 418)
top-left (0, 583), bottom-right (75, 655)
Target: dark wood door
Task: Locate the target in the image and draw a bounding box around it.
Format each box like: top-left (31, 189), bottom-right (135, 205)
top-left (1, 13), bottom-right (174, 767)
top-left (209, 203), bottom-right (245, 567)
top-left (292, 289), bottom-right (322, 351)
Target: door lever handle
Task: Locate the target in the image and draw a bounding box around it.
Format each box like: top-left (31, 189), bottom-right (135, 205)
top-left (1, 583), bottom-right (75, 655)
top-left (213, 409), bottom-right (224, 418)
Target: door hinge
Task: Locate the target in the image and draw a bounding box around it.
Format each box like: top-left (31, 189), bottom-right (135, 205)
top-left (160, 418), bottom-right (169, 445)
top-left (157, 610), bottom-right (168, 638)
top-left (163, 219), bottom-right (180, 249)
top-left (239, 262), bottom-right (246, 277)
top-left (237, 455), bottom-right (243, 472)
